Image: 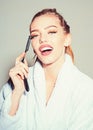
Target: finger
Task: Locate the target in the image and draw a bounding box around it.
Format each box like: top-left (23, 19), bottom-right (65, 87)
top-left (15, 52), bottom-right (26, 65)
top-left (16, 71), bottom-right (25, 80)
top-left (12, 63), bottom-right (28, 78)
top-left (18, 66), bottom-right (28, 78)
top-left (9, 68), bottom-right (24, 80)
top-left (24, 58), bottom-right (28, 66)
top-left (16, 62), bottom-right (29, 73)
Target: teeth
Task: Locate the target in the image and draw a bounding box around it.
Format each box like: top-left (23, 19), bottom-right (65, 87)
top-left (41, 47), bottom-right (52, 52)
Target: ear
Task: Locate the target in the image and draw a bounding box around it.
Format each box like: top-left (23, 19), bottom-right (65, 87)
top-left (64, 33), bottom-right (71, 47)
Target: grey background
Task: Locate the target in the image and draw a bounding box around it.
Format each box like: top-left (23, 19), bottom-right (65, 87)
top-left (0, 0), bottom-right (93, 88)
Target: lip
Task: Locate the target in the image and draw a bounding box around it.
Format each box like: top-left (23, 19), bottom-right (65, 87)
top-left (39, 44), bottom-right (53, 51)
top-left (39, 44), bottom-right (53, 56)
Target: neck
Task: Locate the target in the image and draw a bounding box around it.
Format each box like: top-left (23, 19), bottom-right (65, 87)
top-left (43, 55), bottom-right (65, 81)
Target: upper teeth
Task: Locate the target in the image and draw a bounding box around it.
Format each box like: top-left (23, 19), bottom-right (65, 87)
top-left (41, 47), bottom-right (52, 51)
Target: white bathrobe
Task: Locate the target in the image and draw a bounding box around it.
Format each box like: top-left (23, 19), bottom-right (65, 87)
top-left (0, 54), bottom-right (93, 130)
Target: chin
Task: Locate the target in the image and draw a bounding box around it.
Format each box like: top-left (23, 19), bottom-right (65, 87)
top-left (41, 59), bottom-right (55, 66)
top-left (38, 55), bottom-right (58, 66)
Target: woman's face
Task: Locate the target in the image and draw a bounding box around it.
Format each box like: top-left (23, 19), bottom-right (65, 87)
top-left (30, 14), bottom-right (70, 66)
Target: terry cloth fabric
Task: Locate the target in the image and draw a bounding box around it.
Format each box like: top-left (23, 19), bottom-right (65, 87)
top-left (0, 54), bottom-right (93, 130)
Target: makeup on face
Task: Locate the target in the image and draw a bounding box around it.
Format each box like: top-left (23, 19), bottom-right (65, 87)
top-left (39, 44), bottom-right (53, 56)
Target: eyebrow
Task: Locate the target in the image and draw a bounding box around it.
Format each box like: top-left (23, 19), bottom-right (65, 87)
top-left (45, 25), bottom-right (57, 29)
top-left (31, 25), bottom-right (57, 33)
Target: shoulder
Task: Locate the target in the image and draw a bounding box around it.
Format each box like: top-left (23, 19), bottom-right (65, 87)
top-left (73, 65), bottom-right (93, 87)
top-left (70, 65), bottom-right (93, 102)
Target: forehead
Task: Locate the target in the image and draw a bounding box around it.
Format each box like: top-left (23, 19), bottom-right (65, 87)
top-left (31, 14), bottom-right (61, 29)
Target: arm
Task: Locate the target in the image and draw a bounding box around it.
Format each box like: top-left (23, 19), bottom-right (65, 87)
top-left (0, 53), bottom-right (29, 129)
top-left (8, 52), bottom-right (28, 115)
top-left (0, 83), bottom-right (25, 130)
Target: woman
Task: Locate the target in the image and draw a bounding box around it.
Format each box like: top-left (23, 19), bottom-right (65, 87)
top-left (0, 8), bottom-right (93, 130)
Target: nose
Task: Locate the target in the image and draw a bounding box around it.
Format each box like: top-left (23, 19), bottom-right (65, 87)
top-left (39, 33), bottom-right (47, 44)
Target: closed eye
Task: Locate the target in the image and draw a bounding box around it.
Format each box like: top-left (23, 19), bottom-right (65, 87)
top-left (48, 31), bottom-right (57, 34)
top-left (31, 34), bottom-right (38, 39)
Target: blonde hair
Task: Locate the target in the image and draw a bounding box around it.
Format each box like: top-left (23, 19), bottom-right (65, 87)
top-left (30, 8), bottom-right (74, 62)
top-left (65, 46), bottom-right (74, 62)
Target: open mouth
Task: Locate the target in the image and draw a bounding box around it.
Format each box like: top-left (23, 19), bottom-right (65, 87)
top-left (39, 45), bottom-right (53, 56)
top-left (41, 47), bottom-right (52, 52)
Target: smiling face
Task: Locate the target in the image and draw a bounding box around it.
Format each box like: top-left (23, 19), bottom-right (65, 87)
top-left (30, 14), bottom-right (71, 66)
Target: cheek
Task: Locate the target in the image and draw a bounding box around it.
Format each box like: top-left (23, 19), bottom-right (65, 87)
top-left (31, 41), bottom-right (38, 50)
top-left (54, 38), bottom-right (66, 55)
top-left (31, 42), bottom-right (39, 55)
top-left (55, 38), bottom-right (65, 49)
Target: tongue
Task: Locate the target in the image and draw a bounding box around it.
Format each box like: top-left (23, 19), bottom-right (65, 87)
top-left (41, 49), bottom-right (52, 56)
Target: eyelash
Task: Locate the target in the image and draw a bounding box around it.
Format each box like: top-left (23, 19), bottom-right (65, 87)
top-left (48, 31), bottom-right (57, 34)
top-left (31, 31), bottom-right (57, 39)
top-left (31, 35), bottom-right (38, 39)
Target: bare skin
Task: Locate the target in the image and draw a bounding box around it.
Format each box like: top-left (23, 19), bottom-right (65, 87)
top-left (8, 14), bottom-right (71, 115)
top-left (44, 54), bottom-right (65, 105)
top-left (9, 52), bottom-right (29, 115)
top-left (31, 14), bottom-right (71, 105)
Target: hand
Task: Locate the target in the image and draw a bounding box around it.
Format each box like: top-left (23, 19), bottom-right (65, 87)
top-left (9, 52), bottom-right (29, 95)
